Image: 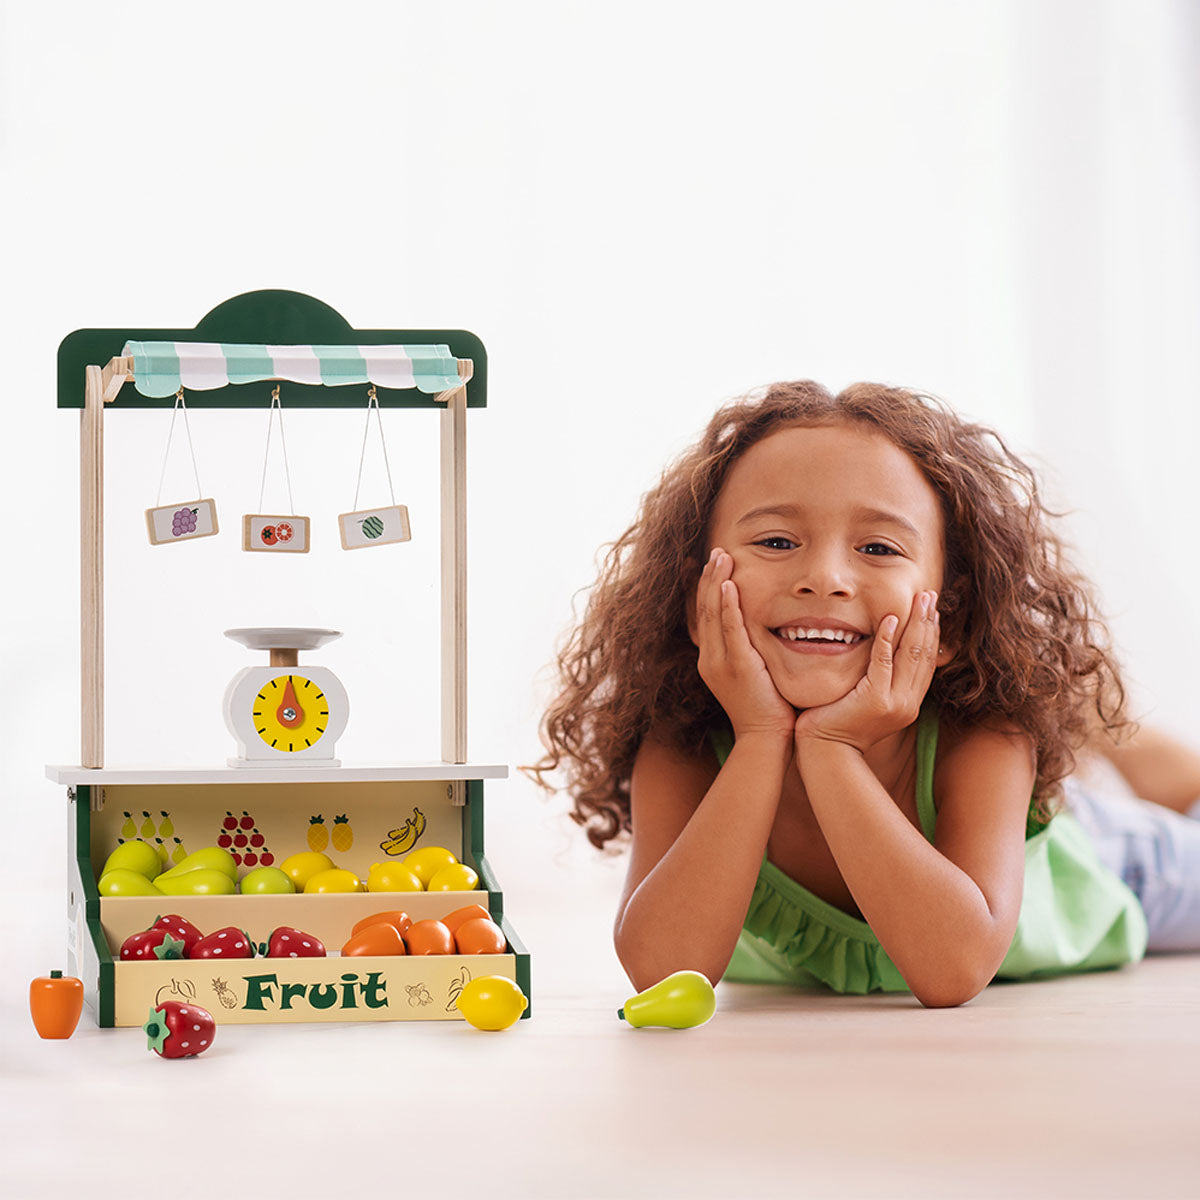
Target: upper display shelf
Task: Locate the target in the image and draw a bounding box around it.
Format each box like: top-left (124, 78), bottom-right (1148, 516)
top-left (57, 289), bottom-right (488, 410)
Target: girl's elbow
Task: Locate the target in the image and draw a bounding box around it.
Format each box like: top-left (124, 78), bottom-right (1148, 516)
top-left (908, 957), bottom-right (997, 1008)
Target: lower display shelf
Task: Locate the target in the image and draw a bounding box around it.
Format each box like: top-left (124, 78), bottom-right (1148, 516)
top-left (83, 894), bottom-right (529, 1027)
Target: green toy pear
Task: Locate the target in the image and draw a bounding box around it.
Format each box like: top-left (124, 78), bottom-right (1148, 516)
top-left (618, 970), bottom-right (716, 1029)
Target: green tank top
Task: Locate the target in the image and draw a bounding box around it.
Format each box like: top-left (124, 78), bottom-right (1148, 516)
top-left (719, 707), bottom-right (1148, 994)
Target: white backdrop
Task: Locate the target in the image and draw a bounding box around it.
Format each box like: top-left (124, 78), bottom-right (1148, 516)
top-left (2, 0), bottom-right (1198, 998)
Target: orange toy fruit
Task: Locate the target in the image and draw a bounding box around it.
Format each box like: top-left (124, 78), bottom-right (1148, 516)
top-left (341, 923), bottom-right (407, 957)
top-left (404, 918), bottom-right (454, 955)
top-left (351, 909), bottom-right (413, 939)
top-left (441, 903), bottom-right (492, 936)
top-left (453, 917), bottom-right (507, 955)
top-left (30, 970), bottom-right (84, 1039)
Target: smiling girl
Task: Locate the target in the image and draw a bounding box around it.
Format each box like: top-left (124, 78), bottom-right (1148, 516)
top-left (536, 380), bottom-right (1200, 1006)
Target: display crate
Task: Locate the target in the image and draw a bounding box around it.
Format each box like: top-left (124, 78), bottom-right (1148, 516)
top-left (53, 766), bottom-right (529, 1026)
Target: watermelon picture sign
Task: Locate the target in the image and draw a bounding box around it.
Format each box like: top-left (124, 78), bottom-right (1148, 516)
top-left (338, 504), bottom-right (411, 550)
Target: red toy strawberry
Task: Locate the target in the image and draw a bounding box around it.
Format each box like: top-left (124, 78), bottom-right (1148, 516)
top-left (143, 1000), bottom-right (216, 1058)
top-left (151, 914), bottom-right (204, 956)
top-left (261, 926), bottom-right (326, 958)
top-left (120, 927), bottom-right (186, 962)
top-left (190, 926), bottom-right (254, 959)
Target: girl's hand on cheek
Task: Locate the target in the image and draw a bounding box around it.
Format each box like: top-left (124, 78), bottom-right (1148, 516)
top-left (793, 590), bottom-right (941, 755)
top-left (694, 549), bottom-right (796, 742)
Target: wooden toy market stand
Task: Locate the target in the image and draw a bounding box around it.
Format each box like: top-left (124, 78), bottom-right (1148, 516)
top-left (49, 290), bottom-right (529, 1026)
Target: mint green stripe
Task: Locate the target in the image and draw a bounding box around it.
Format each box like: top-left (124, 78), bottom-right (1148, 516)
top-left (125, 341), bottom-right (182, 398)
top-left (313, 344), bottom-right (368, 385)
top-left (403, 343), bottom-right (461, 393)
top-left (222, 343), bottom-right (275, 385)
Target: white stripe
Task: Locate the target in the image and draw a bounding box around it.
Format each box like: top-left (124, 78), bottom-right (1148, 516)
top-left (177, 342), bottom-right (229, 391)
top-left (359, 344), bottom-right (415, 390)
top-left (266, 344), bottom-right (323, 385)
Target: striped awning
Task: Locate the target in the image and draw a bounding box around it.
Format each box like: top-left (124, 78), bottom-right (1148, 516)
top-left (122, 341), bottom-right (463, 398)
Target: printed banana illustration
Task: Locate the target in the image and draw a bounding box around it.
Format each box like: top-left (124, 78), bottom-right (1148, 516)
top-left (380, 806), bottom-right (427, 856)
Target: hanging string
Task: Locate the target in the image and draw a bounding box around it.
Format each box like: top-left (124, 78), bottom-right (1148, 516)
top-left (155, 388), bottom-right (204, 505)
top-left (352, 385), bottom-right (397, 510)
top-left (257, 384), bottom-right (297, 513)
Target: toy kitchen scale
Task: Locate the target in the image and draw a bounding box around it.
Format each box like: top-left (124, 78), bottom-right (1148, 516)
top-left (49, 290), bottom-right (529, 1028)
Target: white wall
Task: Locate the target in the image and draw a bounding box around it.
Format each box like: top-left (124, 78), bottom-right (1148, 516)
top-left (3, 1), bottom-right (1197, 953)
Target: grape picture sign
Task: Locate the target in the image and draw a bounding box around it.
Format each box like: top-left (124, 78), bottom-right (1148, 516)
top-left (146, 499), bottom-right (219, 545)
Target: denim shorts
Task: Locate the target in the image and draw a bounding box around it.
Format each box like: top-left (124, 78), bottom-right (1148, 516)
top-left (1065, 761), bottom-right (1200, 954)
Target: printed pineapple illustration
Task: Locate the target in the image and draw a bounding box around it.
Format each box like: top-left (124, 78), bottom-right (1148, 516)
top-left (332, 814), bottom-right (354, 852)
top-left (308, 815), bottom-right (329, 852)
top-left (211, 979), bottom-right (238, 1010)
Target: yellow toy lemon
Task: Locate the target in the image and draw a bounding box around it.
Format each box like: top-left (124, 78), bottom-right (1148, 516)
top-left (304, 868), bottom-right (364, 894)
top-left (454, 976), bottom-right (527, 1031)
top-left (401, 846), bottom-right (458, 887)
top-left (280, 851), bottom-right (335, 892)
top-left (427, 863), bottom-right (479, 892)
top-left (366, 861), bottom-right (424, 893)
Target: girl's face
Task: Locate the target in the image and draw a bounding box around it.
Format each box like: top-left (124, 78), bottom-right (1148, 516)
top-left (705, 421), bottom-right (949, 710)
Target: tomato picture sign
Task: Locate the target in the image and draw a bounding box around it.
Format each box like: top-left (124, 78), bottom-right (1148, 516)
top-left (242, 514), bottom-right (311, 554)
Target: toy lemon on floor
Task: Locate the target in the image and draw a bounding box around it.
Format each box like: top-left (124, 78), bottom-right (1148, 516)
top-left (455, 976), bottom-right (528, 1031)
top-left (618, 970), bottom-right (716, 1029)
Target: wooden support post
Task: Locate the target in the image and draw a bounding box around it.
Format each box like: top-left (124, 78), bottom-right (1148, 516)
top-left (81, 366), bottom-right (105, 767)
top-left (440, 370), bottom-right (469, 764)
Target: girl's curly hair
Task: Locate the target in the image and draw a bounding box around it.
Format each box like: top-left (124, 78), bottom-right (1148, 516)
top-left (531, 380), bottom-right (1129, 849)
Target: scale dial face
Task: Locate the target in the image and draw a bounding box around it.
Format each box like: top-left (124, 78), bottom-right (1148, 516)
top-left (252, 673), bottom-right (330, 753)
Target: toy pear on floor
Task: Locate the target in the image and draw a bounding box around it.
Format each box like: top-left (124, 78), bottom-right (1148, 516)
top-left (618, 970), bottom-right (716, 1029)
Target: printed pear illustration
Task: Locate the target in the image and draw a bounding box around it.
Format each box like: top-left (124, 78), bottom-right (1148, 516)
top-left (618, 970), bottom-right (716, 1029)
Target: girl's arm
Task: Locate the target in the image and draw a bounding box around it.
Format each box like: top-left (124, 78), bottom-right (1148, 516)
top-left (795, 596), bottom-right (1034, 1006)
top-left (614, 548), bottom-right (795, 990)
top-left (800, 728), bottom-right (1033, 1008)
top-left (614, 728), bottom-right (790, 991)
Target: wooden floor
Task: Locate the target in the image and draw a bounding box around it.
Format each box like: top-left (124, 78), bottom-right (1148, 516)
top-left (6, 858), bottom-right (1200, 1200)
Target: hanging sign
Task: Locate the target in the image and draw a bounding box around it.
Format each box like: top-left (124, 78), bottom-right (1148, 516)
top-left (147, 498), bottom-right (219, 545)
top-left (147, 388), bottom-right (219, 545)
top-left (243, 386), bottom-right (311, 554)
top-left (339, 386), bottom-right (411, 551)
top-left (339, 504), bottom-right (411, 550)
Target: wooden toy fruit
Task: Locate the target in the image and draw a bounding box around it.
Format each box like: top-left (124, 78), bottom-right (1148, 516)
top-left (239, 865), bottom-right (295, 894)
top-left (618, 970), bottom-right (716, 1029)
top-left (152, 914), bottom-right (204, 956)
top-left (303, 868), bottom-right (364, 894)
top-left (403, 919), bottom-right (454, 955)
top-left (427, 863), bottom-right (479, 892)
top-left (351, 909), bottom-right (413, 938)
top-left (97, 869), bottom-right (164, 897)
top-left (454, 975), bottom-right (527, 1031)
top-left (280, 850), bottom-right (335, 891)
top-left (453, 917), bottom-right (506, 955)
top-left (366, 861), bottom-right (424, 892)
top-left (155, 867), bottom-right (237, 896)
top-left (191, 927), bottom-right (254, 959)
top-left (144, 1000), bottom-right (216, 1058)
top-left (120, 927), bottom-right (187, 962)
top-left (341, 923), bottom-right (407, 956)
top-left (156, 845), bottom-right (237, 882)
top-left (29, 971), bottom-right (84, 1039)
top-left (401, 845), bottom-right (458, 887)
top-left (441, 904), bottom-right (492, 935)
top-left (262, 926), bottom-right (326, 958)
top-left (100, 839), bottom-right (162, 880)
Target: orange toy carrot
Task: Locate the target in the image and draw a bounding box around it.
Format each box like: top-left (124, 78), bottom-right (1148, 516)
top-left (30, 970), bottom-right (84, 1039)
top-left (341, 923), bottom-right (407, 957)
top-left (350, 909), bottom-right (412, 939)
